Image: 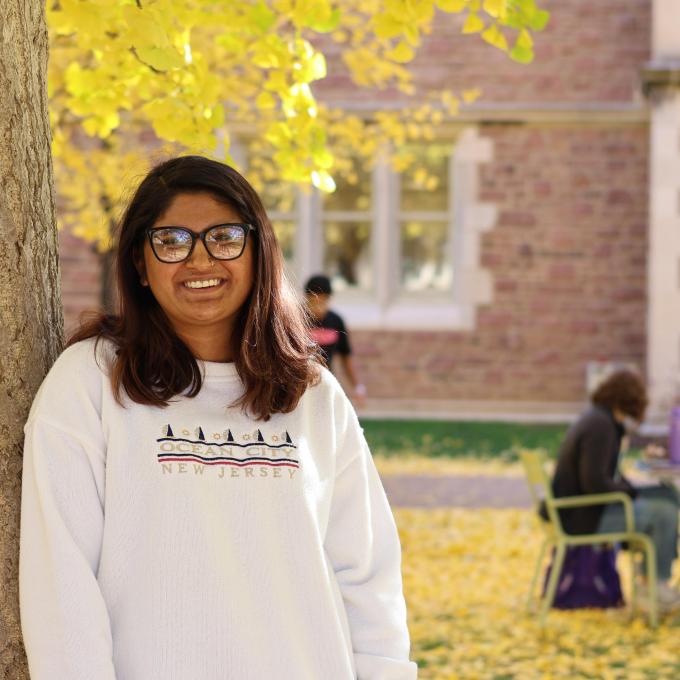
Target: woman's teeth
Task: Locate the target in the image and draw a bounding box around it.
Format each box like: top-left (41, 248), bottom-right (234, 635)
top-left (184, 278), bottom-right (223, 289)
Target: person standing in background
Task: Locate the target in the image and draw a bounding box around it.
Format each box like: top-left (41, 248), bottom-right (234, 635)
top-left (304, 274), bottom-right (367, 408)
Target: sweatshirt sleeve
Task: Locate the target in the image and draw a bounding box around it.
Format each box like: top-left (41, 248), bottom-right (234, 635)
top-left (323, 395), bottom-right (418, 680)
top-left (19, 416), bottom-right (117, 680)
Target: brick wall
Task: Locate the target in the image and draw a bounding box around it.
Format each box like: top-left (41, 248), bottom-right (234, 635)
top-left (58, 229), bottom-right (102, 338)
top-left (352, 124), bottom-right (649, 407)
top-left (318, 0), bottom-right (651, 105)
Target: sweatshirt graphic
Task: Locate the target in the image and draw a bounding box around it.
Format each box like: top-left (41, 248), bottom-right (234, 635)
top-left (19, 337), bottom-right (417, 680)
top-left (156, 425), bottom-right (300, 477)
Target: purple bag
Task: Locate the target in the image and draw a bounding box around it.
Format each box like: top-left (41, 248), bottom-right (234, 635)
top-left (669, 406), bottom-right (680, 464)
top-left (543, 545), bottom-right (625, 609)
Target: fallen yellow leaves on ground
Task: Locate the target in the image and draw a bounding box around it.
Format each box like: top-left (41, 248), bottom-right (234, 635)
top-left (372, 454), bottom-right (650, 479)
top-left (374, 454), bottom-right (524, 477)
top-left (396, 508), bottom-right (680, 679)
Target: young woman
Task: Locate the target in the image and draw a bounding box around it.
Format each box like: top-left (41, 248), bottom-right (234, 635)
top-left (19, 156), bottom-right (417, 679)
top-left (550, 369), bottom-right (680, 612)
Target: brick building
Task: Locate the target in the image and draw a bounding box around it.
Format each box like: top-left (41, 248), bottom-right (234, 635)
top-left (59, 0), bottom-right (680, 425)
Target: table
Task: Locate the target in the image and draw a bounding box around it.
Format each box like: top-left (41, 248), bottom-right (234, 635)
top-left (634, 460), bottom-right (680, 488)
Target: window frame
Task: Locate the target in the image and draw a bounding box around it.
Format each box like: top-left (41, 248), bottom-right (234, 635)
top-left (243, 127), bottom-right (496, 330)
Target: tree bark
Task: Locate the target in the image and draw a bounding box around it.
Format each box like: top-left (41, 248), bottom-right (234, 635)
top-left (0, 1), bottom-right (63, 676)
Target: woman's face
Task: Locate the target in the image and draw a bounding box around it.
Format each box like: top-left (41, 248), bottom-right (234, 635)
top-left (139, 191), bottom-right (255, 341)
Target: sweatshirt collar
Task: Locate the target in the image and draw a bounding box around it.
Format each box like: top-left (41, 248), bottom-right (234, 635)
top-left (197, 359), bottom-right (239, 381)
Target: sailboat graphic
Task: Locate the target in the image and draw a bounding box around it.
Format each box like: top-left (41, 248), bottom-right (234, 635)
top-left (256, 430), bottom-right (265, 443)
top-left (226, 430), bottom-right (234, 443)
top-left (196, 426), bottom-right (206, 441)
top-left (285, 431), bottom-right (293, 444)
top-left (163, 424), bottom-right (174, 437)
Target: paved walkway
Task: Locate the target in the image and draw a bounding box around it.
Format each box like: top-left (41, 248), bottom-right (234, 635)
top-left (382, 474), bottom-right (532, 509)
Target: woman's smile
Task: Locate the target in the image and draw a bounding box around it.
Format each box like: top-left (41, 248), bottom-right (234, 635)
top-left (180, 277), bottom-right (227, 293)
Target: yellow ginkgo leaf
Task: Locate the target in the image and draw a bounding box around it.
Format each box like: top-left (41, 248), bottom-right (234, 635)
top-left (462, 87), bottom-right (482, 103)
top-left (481, 23), bottom-right (508, 50)
top-left (462, 12), bottom-right (485, 34)
top-left (483, 0), bottom-right (507, 19)
top-left (435, 0), bottom-right (468, 12)
top-left (387, 41), bottom-right (415, 63)
top-left (256, 91), bottom-right (277, 110)
top-left (311, 169), bottom-right (336, 193)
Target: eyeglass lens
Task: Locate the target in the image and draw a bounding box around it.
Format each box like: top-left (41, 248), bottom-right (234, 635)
top-left (150, 226), bottom-right (246, 262)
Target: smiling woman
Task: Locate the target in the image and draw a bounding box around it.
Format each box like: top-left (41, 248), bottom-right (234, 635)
top-left (19, 155), bottom-right (417, 680)
top-left (68, 156), bottom-right (314, 418)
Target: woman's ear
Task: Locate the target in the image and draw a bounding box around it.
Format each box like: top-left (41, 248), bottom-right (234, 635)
top-left (134, 248), bottom-right (149, 287)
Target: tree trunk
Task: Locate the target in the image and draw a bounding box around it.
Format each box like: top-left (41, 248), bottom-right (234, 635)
top-left (0, 1), bottom-right (63, 676)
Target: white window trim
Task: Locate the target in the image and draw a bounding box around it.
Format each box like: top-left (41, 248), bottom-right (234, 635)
top-left (295, 127), bottom-right (497, 330)
top-left (238, 128), bottom-right (498, 330)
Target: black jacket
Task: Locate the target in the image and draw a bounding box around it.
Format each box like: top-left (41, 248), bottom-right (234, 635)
top-left (547, 405), bottom-right (637, 535)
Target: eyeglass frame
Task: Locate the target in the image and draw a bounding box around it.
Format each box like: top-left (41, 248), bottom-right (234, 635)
top-left (144, 223), bottom-right (257, 263)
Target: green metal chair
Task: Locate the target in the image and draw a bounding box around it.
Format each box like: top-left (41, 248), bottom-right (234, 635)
top-left (519, 449), bottom-right (658, 628)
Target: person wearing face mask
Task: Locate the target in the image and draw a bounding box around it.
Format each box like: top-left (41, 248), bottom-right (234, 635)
top-left (549, 369), bottom-right (680, 612)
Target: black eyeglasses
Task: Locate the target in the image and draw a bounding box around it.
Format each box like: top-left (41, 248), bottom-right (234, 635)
top-left (145, 223), bottom-right (256, 263)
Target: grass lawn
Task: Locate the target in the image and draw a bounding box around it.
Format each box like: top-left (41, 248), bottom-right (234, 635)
top-left (360, 419), bottom-right (568, 462)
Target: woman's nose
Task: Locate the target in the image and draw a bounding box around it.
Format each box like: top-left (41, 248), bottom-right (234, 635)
top-left (187, 238), bottom-right (214, 267)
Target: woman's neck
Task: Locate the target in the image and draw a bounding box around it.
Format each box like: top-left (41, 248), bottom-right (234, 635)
top-left (176, 327), bottom-right (234, 362)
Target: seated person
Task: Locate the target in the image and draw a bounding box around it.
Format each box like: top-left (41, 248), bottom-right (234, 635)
top-left (549, 369), bottom-right (680, 612)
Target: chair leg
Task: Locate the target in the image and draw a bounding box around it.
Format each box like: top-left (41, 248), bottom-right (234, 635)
top-left (540, 543), bottom-right (565, 627)
top-left (630, 550), bottom-right (638, 618)
top-left (527, 538), bottom-right (549, 612)
top-left (643, 541), bottom-right (658, 628)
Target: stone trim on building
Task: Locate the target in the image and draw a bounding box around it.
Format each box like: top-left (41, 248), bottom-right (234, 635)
top-left (334, 127), bottom-right (498, 330)
top-left (644, 0), bottom-right (680, 424)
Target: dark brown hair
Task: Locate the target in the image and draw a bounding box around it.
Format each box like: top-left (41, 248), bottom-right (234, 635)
top-left (591, 369), bottom-right (648, 421)
top-left (68, 155), bottom-right (320, 420)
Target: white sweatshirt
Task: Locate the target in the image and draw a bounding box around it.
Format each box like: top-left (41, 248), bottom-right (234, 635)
top-left (19, 337), bottom-right (417, 680)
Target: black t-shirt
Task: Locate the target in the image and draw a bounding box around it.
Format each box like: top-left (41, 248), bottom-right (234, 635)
top-left (309, 310), bottom-right (351, 367)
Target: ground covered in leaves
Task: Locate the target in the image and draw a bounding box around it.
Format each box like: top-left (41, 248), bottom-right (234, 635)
top-left (396, 508), bottom-right (680, 679)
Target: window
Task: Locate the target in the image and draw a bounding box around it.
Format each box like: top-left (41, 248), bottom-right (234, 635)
top-left (243, 127), bottom-right (496, 329)
top-left (245, 147), bottom-right (297, 274)
top-left (259, 179), bottom-right (297, 265)
top-left (322, 164), bottom-right (373, 292)
top-left (398, 144), bottom-right (453, 294)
